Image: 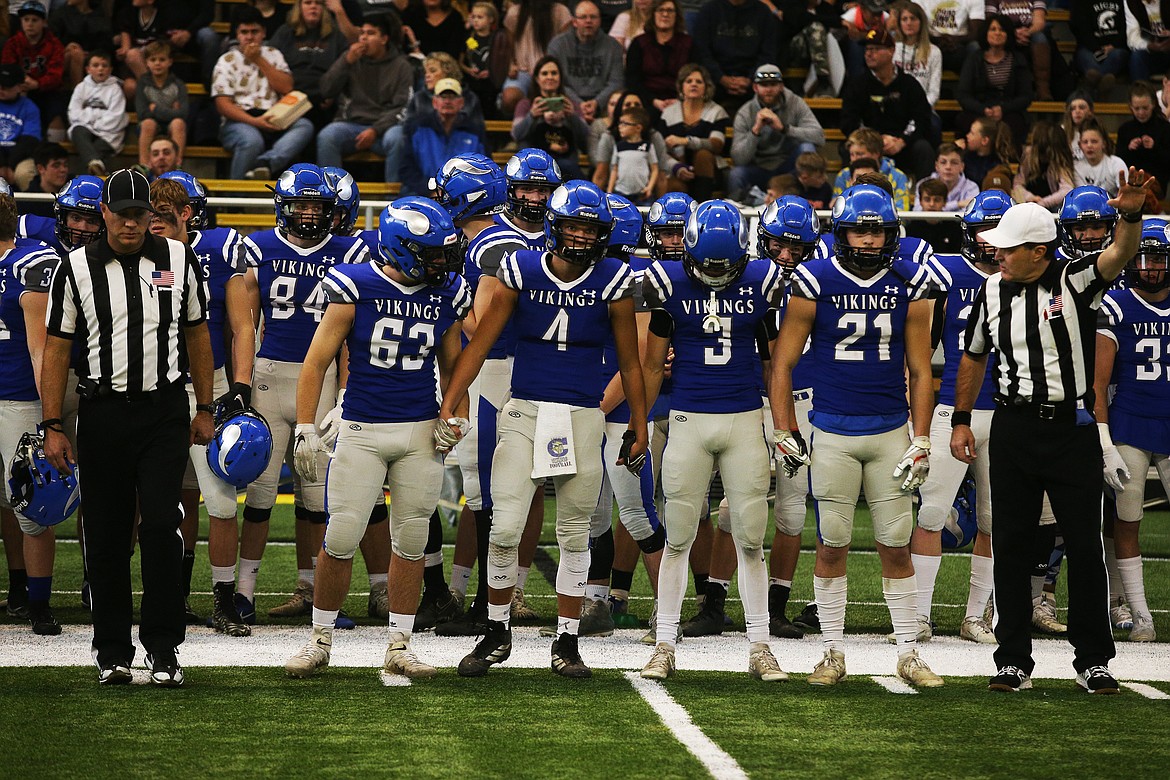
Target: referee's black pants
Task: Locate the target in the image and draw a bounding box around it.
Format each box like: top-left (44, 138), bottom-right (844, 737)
top-left (78, 383), bottom-right (190, 666)
top-left (988, 407), bottom-right (1116, 675)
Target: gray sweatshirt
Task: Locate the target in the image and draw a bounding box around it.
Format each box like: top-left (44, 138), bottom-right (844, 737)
top-left (319, 47), bottom-right (414, 135)
top-left (545, 30), bottom-right (625, 113)
top-left (730, 91), bottom-right (825, 169)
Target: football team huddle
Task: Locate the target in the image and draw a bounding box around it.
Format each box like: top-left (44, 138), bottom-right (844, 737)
top-left (0, 149), bottom-right (1165, 690)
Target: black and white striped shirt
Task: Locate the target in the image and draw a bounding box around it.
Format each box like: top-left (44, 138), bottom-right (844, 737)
top-left (45, 234), bottom-right (207, 393)
top-left (964, 253), bottom-right (1110, 404)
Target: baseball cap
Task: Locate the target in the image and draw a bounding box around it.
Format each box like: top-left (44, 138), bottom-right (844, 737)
top-left (0, 63), bottom-right (24, 89)
top-left (754, 64), bottom-right (783, 84)
top-left (980, 202), bottom-right (1058, 248)
top-left (17, 1), bottom-right (46, 18)
top-left (863, 28), bottom-right (896, 48)
top-left (102, 169), bottom-right (156, 214)
top-left (434, 78), bottom-right (462, 96)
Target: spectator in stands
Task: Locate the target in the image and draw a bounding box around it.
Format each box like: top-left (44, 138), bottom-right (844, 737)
top-left (49, 0), bottom-right (112, 89)
top-left (23, 141), bottom-right (68, 208)
top-left (892, 2), bottom-right (941, 107)
top-left (659, 62), bottom-right (729, 200)
top-left (3, 2), bottom-right (65, 142)
top-left (0, 63), bottom-right (39, 183)
top-left (984, 0), bottom-right (1052, 100)
top-left (1126, 0), bottom-right (1170, 83)
top-left (913, 141), bottom-right (978, 210)
top-left (271, 0), bottom-right (349, 128)
top-left (1011, 118), bottom-right (1074, 209)
top-left (249, 0), bottom-right (288, 40)
top-left (840, 28), bottom-right (934, 180)
top-left (135, 41), bottom-right (187, 170)
top-left (609, 0), bottom-right (652, 48)
top-left (590, 89), bottom-right (668, 188)
top-left (546, 1), bottom-right (624, 123)
top-left (763, 172), bottom-right (798, 204)
top-left (1069, 0), bottom-right (1127, 98)
top-left (164, 1), bottom-right (221, 86)
top-left (67, 50), bottom-right (125, 176)
top-left (624, 0), bottom-right (693, 113)
top-left (598, 0), bottom-right (633, 30)
top-left (460, 2), bottom-right (512, 120)
top-left (212, 7), bottom-right (314, 180)
top-left (325, 0), bottom-right (362, 41)
top-left (958, 115), bottom-right (1017, 185)
top-left (512, 54), bottom-right (591, 178)
top-left (906, 176), bottom-right (962, 251)
top-left (919, 0), bottom-right (983, 72)
top-left (147, 135), bottom-right (180, 179)
top-left (793, 150), bottom-right (831, 208)
top-left (955, 14), bottom-right (1032, 148)
top-left (606, 105), bottom-right (659, 202)
top-left (501, 0), bottom-right (573, 116)
top-left (840, 0), bottom-right (890, 76)
top-left (1158, 72), bottom-right (1170, 119)
top-left (774, 0), bottom-right (834, 97)
top-left (401, 0), bottom-right (466, 60)
top-left (1117, 82), bottom-right (1170, 189)
top-left (316, 14), bottom-right (413, 183)
top-left (831, 127), bottom-right (912, 209)
top-left (691, 0), bottom-right (778, 109)
top-left (400, 76), bottom-right (486, 195)
top-left (1063, 89), bottom-right (1094, 160)
top-left (114, 0), bottom-right (167, 101)
top-left (728, 64), bottom-right (824, 205)
top-left (1073, 117), bottom-right (1127, 193)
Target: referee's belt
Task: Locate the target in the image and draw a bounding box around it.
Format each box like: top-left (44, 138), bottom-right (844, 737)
top-left (992, 393), bottom-right (1082, 421)
top-left (79, 377), bottom-right (183, 404)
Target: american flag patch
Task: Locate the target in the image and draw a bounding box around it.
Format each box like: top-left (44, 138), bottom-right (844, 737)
top-left (1044, 294), bottom-right (1063, 320)
top-left (151, 270), bottom-right (175, 287)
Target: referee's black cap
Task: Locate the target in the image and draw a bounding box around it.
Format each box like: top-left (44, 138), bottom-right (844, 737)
top-left (102, 169), bottom-right (156, 214)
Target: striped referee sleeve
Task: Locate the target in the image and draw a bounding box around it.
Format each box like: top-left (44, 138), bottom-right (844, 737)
top-left (45, 254), bottom-right (78, 339)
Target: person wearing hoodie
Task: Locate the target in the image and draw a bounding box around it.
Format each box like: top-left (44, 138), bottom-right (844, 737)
top-left (691, 0), bottom-right (778, 109)
top-left (0, 63), bottom-right (42, 183)
top-left (67, 50), bottom-right (127, 177)
top-left (545, 1), bottom-right (625, 122)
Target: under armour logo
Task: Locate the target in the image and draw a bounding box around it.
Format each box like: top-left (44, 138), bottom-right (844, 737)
top-left (430, 294), bottom-right (443, 303)
top-left (322, 256), bottom-right (336, 263)
top-left (740, 286), bottom-right (753, 296)
top-left (884, 285), bottom-right (899, 294)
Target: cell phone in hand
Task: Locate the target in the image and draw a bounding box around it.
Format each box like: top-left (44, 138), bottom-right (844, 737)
top-left (543, 96), bottom-right (565, 113)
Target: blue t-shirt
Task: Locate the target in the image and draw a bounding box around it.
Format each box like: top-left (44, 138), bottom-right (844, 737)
top-left (0, 95), bottom-right (41, 145)
top-left (192, 227), bottom-right (246, 370)
top-left (0, 244), bottom-right (58, 401)
top-left (925, 252), bottom-right (998, 410)
top-left (1099, 288), bottom-right (1170, 452)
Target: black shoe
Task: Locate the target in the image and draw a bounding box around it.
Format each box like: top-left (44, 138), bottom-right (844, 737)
top-left (681, 587), bottom-right (728, 637)
top-left (457, 620), bottom-right (512, 677)
top-left (550, 633), bottom-right (592, 679)
top-left (436, 602), bottom-right (487, 637)
top-left (5, 598), bottom-right (29, 619)
top-left (416, 588), bottom-right (464, 631)
top-left (792, 603), bottom-right (820, 633)
top-left (1076, 665), bottom-right (1120, 695)
top-left (146, 651), bottom-right (185, 688)
top-left (29, 602), bottom-right (61, 636)
top-left (768, 614), bottom-right (804, 639)
top-left (98, 661), bottom-right (133, 685)
top-left (184, 597), bottom-right (204, 625)
top-left (988, 665), bottom-right (1033, 692)
top-left (211, 582), bottom-right (251, 637)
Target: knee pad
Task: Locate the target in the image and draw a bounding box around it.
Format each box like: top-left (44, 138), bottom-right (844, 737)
top-left (487, 542), bottom-right (518, 589)
top-left (390, 519), bottom-right (428, 562)
top-left (556, 547), bottom-right (590, 597)
top-left (242, 505), bottom-right (272, 524)
top-left (637, 525), bottom-right (666, 554)
top-left (296, 506), bottom-right (328, 525)
top-left (588, 527), bottom-right (614, 579)
top-left (368, 501), bottom-right (388, 525)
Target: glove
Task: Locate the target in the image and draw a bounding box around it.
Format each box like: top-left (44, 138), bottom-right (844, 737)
top-left (213, 381), bottom-right (252, 418)
top-left (618, 429), bottom-right (646, 477)
top-left (893, 436), bottom-right (931, 492)
top-left (773, 429), bottom-right (810, 479)
top-left (293, 423), bottom-right (323, 483)
top-left (434, 416), bottom-right (469, 454)
top-left (319, 389), bottom-right (345, 450)
top-left (1098, 423), bottom-right (1130, 492)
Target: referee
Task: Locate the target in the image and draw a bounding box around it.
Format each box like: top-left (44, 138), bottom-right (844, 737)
top-left (41, 169), bottom-right (215, 688)
top-left (949, 169), bottom-right (1155, 695)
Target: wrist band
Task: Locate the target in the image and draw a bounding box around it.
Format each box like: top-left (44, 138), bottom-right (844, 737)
top-left (196, 403), bottom-right (214, 414)
top-left (1121, 211), bottom-right (1142, 223)
top-left (40, 418), bottom-right (64, 431)
top-left (950, 411), bottom-right (972, 428)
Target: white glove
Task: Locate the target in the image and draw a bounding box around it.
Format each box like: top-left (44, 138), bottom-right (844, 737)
top-left (773, 429), bottom-right (811, 479)
top-left (434, 417), bottom-right (470, 454)
top-left (893, 436), bottom-right (931, 492)
top-left (293, 423), bottom-right (323, 483)
top-left (1098, 423), bottom-right (1130, 492)
top-left (319, 389), bottom-right (345, 450)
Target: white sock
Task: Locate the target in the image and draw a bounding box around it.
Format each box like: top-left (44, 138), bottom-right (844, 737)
top-left (1103, 537), bottom-right (1124, 605)
top-left (966, 554), bottom-right (994, 620)
top-left (299, 568), bottom-right (314, 587)
top-left (487, 601), bottom-right (511, 627)
top-left (237, 558), bottom-right (261, 600)
top-left (736, 545), bottom-right (770, 644)
top-left (655, 545), bottom-right (691, 647)
top-left (884, 575), bottom-right (919, 656)
top-left (560, 616), bottom-right (580, 636)
top-left (813, 575), bottom-right (847, 649)
top-left (424, 551), bottom-right (443, 568)
top-left (369, 572), bottom-right (388, 588)
top-left (1117, 557), bottom-right (1150, 619)
top-left (584, 584), bottom-right (609, 602)
top-left (210, 564), bottom-right (235, 586)
top-left (388, 612), bottom-right (415, 642)
top-left (911, 553), bottom-right (941, 620)
top-left (312, 607), bottom-right (338, 629)
top-left (451, 565), bottom-right (472, 596)
top-left (517, 566), bottom-right (530, 590)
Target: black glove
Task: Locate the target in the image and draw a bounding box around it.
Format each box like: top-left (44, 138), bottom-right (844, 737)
top-left (214, 382), bottom-right (252, 418)
top-left (618, 429), bottom-right (646, 477)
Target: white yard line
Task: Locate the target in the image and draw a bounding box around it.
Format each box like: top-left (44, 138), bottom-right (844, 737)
top-left (625, 672), bottom-right (749, 780)
top-left (1123, 682), bottom-right (1169, 700)
top-left (379, 671), bottom-right (412, 687)
top-left (870, 675), bottom-right (918, 694)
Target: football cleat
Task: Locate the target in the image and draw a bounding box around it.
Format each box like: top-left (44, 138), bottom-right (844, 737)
top-left (511, 587), bottom-right (540, 622)
top-left (769, 614), bottom-right (804, 639)
top-left (1110, 602), bottom-right (1134, 631)
top-left (550, 633), bottom-right (592, 679)
top-left (368, 582), bottom-right (390, 619)
top-left (457, 620), bottom-right (512, 677)
top-left (233, 592), bottom-right (257, 625)
top-left (960, 616), bottom-right (997, 644)
top-left (1075, 665), bottom-right (1120, 695)
top-left (269, 582), bottom-right (314, 618)
top-left (640, 643), bottom-right (677, 680)
top-left (97, 661), bottom-right (133, 685)
top-left (436, 602), bottom-right (488, 636)
top-left (610, 597), bottom-right (640, 629)
top-left (383, 641), bottom-right (438, 678)
top-left (1130, 615), bottom-right (1157, 642)
top-left (681, 588), bottom-right (727, 637)
top-left (989, 665), bottom-right (1033, 692)
top-left (748, 643), bottom-right (788, 681)
top-left (808, 649), bottom-right (846, 686)
top-left (211, 582), bottom-right (251, 637)
top-left (1032, 593), bottom-right (1067, 634)
top-left (887, 616), bottom-right (933, 644)
top-left (145, 652), bottom-right (185, 688)
top-left (579, 597), bottom-right (615, 637)
top-left (416, 588), bottom-right (464, 631)
top-left (792, 603), bottom-right (820, 632)
top-left (285, 631), bottom-right (332, 678)
top-left (6, 599), bottom-right (29, 619)
top-left (896, 650), bottom-right (944, 688)
top-left (29, 603), bottom-right (61, 636)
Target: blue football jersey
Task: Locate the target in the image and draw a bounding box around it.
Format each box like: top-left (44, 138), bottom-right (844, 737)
top-left (499, 250), bottom-right (634, 407)
top-left (1099, 288), bottom-right (1170, 452)
top-left (466, 223), bottom-right (530, 359)
top-left (192, 227), bottom-right (246, 370)
top-left (815, 234), bottom-right (934, 266)
top-left (16, 214), bottom-right (60, 253)
top-left (643, 258), bottom-right (785, 414)
top-left (925, 253), bottom-right (998, 410)
top-left (770, 289), bottom-right (817, 392)
top-left (323, 264), bottom-right (472, 424)
top-left (0, 244), bottom-right (58, 401)
top-left (605, 254), bottom-right (670, 424)
top-left (791, 256), bottom-right (934, 421)
top-left (356, 228), bottom-right (380, 258)
top-left (243, 230), bottom-right (369, 363)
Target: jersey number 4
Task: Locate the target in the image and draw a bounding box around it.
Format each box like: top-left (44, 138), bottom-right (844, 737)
top-left (835, 312), bottom-right (892, 361)
top-left (371, 317), bottom-right (435, 370)
top-left (270, 276), bottom-right (328, 321)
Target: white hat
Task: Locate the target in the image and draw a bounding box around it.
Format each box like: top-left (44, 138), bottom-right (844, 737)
top-left (980, 202), bottom-right (1058, 248)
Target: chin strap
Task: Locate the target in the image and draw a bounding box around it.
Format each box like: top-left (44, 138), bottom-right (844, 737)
top-left (702, 289), bottom-right (722, 333)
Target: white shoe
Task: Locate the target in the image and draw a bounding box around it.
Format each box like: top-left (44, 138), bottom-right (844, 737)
top-left (748, 642), bottom-right (788, 681)
top-left (887, 616), bottom-right (932, 644)
top-left (511, 587), bottom-right (540, 621)
top-left (285, 632), bottom-right (331, 678)
top-left (1129, 615), bottom-right (1157, 642)
top-left (808, 648), bottom-right (846, 686)
top-left (1110, 601), bottom-right (1134, 631)
top-left (896, 650), bottom-right (944, 688)
top-left (640, 642), bottom-right (676, 680)
top-left (383, 640), bottom-right (438, 678)
top-left (960, 616), bottom-right (997, 644)
top-left (1032, 593), bottom-right (1067, 634)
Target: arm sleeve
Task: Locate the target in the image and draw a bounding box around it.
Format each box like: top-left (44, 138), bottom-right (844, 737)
top-left (45, 259), bottom-right (77, 339)
top-left (963, 284), bottom-right (991, 356)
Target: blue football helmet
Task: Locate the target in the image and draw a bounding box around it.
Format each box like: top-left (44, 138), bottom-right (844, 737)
top-left (1129, 218), bottom-right (1170, 293)
top-left (8, 432), bottom-right (80, 527)
top-left (831, 184), bottom-right (900, 274)
top-left (378, 196), bottom-right (463, 285)
top-left (757, 195), bottom-right (819, 275)
top-left (273, 163), bottom-right (336, 242)
top-left (0, 176), bottom-right (11, 196)
top-left (606, 193), bottom-right (643, 259)
top-left (645, 192), bottom-right (696, 261)
top-left (206, 408), bottom-right (274, 489)
top-left (1059, 185), bottom-right (1117, 257)
top-left (54, 175), bottom-right (105, 250)
top-left (683, 200), bottom-right (749, 290)
top-left (158, 171), bottom-right (210, 230)
top-left (942, 475), bottom-right (978, 549)
top-left (430, 153), bottom-right (506, 223)
top-left (961, 190), bottom-right (1015, 266)
top-left (504, 148), bottom-right (562, 222)
top-left (544, 180), bottom-right (613, 266)
top-left (322, 166), bottom-right (361, 235)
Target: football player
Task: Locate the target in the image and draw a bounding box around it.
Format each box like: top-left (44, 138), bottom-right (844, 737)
top-left (1093, 217), bottom-right (1170, 643)
top-left (13, 175), bottom-right (104, 254)
top-left (770, 184), bottom-right (944, 688)
top-left (284, 197), bottom-right (471, 679)
top-left (239, 163), bottom-right (369, 624)
top-left (440, 180), bottom-right (648, 679)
